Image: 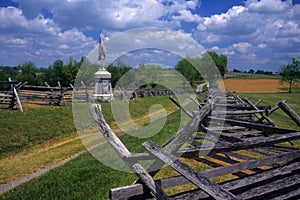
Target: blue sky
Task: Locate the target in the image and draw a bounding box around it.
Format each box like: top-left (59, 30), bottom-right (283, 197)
top-left (0, 0), bottom-right (300, 72)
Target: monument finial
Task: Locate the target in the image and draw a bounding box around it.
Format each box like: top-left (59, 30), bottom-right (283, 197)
top-left (98, 35), bottom-right (107, 70)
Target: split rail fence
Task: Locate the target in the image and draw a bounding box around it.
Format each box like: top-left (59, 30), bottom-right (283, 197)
top-left (90, 91), bottom-right (300, 200)
top-left (17, 82), bottom-right (65, 106)
top-left (0, 79), bottom-right (23, 112)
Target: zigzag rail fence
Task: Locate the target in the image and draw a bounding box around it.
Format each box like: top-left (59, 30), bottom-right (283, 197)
top-left (89, 91), bottom-right (300, 200)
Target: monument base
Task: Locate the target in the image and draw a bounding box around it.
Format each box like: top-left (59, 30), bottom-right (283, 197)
top-left (94, 68), bottom-right (113, 102)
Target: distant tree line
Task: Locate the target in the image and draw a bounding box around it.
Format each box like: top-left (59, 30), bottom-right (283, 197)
top-left (232, 68), bottom-right (274, 75)
top-left (0, 57), bottom-right (85, 87)
top-left (0, 51), bottom-right (228, 89)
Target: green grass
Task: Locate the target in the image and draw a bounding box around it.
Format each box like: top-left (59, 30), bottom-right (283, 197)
top-left (0, 96), bottom-right (178, 158)
top-left (1, 151), bottom-right (137, 200)
top-left (1, 109), bottom-right (183, 200)
top-left (0, 105), bottom-right (76, 158)
top-left (238, 92), bottom-right (300, 130)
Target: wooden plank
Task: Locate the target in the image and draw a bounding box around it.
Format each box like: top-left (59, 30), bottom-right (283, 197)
top-left (180, 132), bottom-right (300, 155)
top-left (190, 97), bottom-right (200, 106)
top-left (110, 161), bottom-right (300, 199)
top-left (192, 151), bottom-right (300, 179)
top-left (267, 105), bottom-right (280, 116)
top-left (244, 98), bottom-right (276, 126)
top-left (110, 184), bottom-right (145, 200)
top-left (223, 130), bottom-right (262, 137)
top-left (238, 173), bottom-right (300, 199)
top-left (143, 140), bottom-right (240, 200)
top-left (207, 153), bottom-right (264, 174)
top-left (0, 94), bottom-right (13, 97)
top-left (0, 98), bottom-right (13, 102)
top-left (142, 97), bottom-right (215, 180)
top-left (89, 104), bottom-right (170, 200)
top-left (142, 109), bottom-right (204, 180)
top-left (209, 117), bottom-right (296, 135)
top-left (8, 78), bottom-right (23, 112)
top-left (23, 85), bottom-right (61, 90)
top-left (169, 161), bottom-right (300, 200)
top-left (205, 126), bottom-right (245, 131)
top-left (267, 145), bottom-right (299, 153)
top-left (249, 148), bottom-right (279, 156)
top-left (215, 110), bottom-right (266, 115)
top-left (169, 96), bottom-right (192, 118)
top-left (278, 100), bottom-right (300, 126)
top-left (271, 187), bottom-right (300, 200)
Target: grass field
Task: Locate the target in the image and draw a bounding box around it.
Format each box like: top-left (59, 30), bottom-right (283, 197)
top-left (0, 96), bottom-right (184, 189)
top-left (0, 104), bottom-right (76, 158)
top-left (1, 107), bottom-right (184, 199)
top-left (1, 90), bottom-right (300, 199)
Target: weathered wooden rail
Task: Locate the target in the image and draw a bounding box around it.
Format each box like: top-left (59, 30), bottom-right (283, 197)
top-left (114, 88), bottom-right (185, 100)
top-left (0, 79), bottom-right (23, 112)
top-left (67, 82), bottom-right (89, 102)
top-left (17, 82), bottom-right (64, 106)
top-left (90, 91), bottom-right (300, 199)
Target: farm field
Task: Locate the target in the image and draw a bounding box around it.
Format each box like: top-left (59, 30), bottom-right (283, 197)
top-left (1, 90), bottom-right (299, 199)
top-left (223, 78), bottom-right (290, 93)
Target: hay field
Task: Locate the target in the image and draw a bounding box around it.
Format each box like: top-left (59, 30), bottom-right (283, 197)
top-left (223, 79), bottom-right (289, 93)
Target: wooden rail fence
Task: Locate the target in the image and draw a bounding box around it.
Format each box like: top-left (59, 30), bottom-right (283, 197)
top-left (0, 79), bottom-right (23, 112)
top-left (17, 82), bottom-right (65, 106)
top-left (89, 91), bottom-right (300, 200)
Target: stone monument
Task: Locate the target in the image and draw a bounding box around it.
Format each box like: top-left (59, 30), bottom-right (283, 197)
top-left (94, 36), bottom-right (113, 102)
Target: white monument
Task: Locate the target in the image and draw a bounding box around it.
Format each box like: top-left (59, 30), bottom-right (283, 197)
top-left (94, 36), bottom-right (113, 102)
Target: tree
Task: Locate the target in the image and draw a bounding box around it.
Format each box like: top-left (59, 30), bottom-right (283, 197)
top-left (44, 59), bottom-right (65, 86)
top-left (280, 58), bottom-right (300, 93)
top-left (62, 57), bottom-right (80, 86)
top-left (140, 64), bottom-right (162, 88)
top-left (175, 58), bottom-right (201, 88)
top-left (207, 51), bottom-right (228, 77)
top-left (16, 62), bottom-right (41, 85)
top-left (107, 59), bottom-right (131, 87)
top-left (255, 69), bottom-right (264, 74)
top-left (248, 69), bottom-right (255, 74)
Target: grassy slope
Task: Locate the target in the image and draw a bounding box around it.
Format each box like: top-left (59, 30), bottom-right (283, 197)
top-left (1, 92), bottom-right (300, 199)
top-left (0, 96), bottom-right (177, 158)
top-left (1, 109), bottom-right (183, 200)
top-left (0, 105), bottom-right (76, 158)
top-left (0, 96), bottom-right (181, 188)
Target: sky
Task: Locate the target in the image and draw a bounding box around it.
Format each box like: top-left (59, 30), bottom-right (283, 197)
top-left (0, 0), bottom-right (300, 72)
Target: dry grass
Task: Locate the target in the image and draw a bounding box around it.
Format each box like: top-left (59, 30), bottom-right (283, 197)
top-left (224, 79), bottom-right (289, 93)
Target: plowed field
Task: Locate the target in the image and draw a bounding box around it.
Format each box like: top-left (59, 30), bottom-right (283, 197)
top-left (223, 79), bottom-right (289, 93)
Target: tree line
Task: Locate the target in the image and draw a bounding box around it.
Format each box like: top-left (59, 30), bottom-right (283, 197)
top-left (0, 51), bottom-right (228, 89)
top-left (0, 57), bottom-right (85, 87)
